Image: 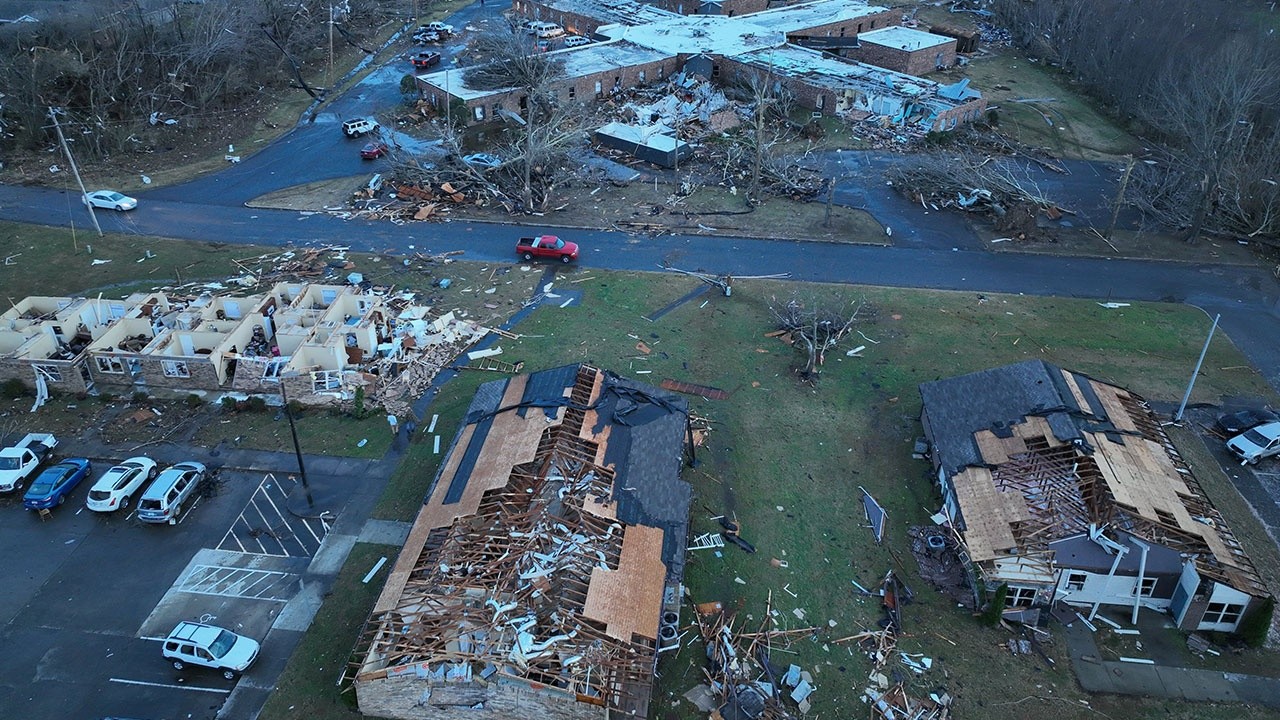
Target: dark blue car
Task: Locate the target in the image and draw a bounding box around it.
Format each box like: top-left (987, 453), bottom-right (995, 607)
top-left (23, 459), bottom-right (92, 510)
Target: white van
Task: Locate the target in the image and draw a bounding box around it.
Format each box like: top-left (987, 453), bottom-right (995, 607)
top-left (137, 461), bottom-right (206, 524)
top-left (528, 21), bottom-right (564, 39)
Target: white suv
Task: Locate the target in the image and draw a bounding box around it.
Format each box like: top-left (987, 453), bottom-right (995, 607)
top-left (86, 456), bottom-right (157, 512)
top-left (342, 118), bottom-right (379, 138)
top-left (163, 621), bottom-right (260, 680)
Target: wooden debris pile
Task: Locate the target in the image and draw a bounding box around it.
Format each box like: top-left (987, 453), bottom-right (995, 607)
top-left (692, 598), bottom-right (821, 719)
top-left (369, 310), bottom-right (494, 418)
top-left (229, 246), bottom-right (353, 286)
top-left (884, 151), bottom-right (1070, 235)
top-left (836, 572), bottom-right (952, 720)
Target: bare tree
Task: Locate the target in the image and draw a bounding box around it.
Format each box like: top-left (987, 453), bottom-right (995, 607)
top-left (1134, 42), bottom-right (1280, 242)
top-left (770, 295), bottom-right (873, 385)
top-left (463, 21), bottom-right (580, 211)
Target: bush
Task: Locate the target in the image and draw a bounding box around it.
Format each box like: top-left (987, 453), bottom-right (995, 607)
top-left (352, 386), bottom-right (372, 419)
top-left (221, 396), bottom-right (238, 412)
top-left (287, 400), bottom-right (306, 417)
top-left (1, 378), bottom-right (30, 399)
top-left (185, 394), bottom-right (203, 408)
top-left (131, 391), bottom-right (150, 405)
top-left (245, 396), bottom-right (268, 413)
top-left (1237, 596), bottom-right (1274, 648)
top-left (980, 584), bottom-right (1009, 626)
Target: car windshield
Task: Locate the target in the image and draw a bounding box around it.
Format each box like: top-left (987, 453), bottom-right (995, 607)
top-left (553, 238), bottom-right (565, 249)
top-left (105, 192), bottom-right (124, 201)
top-left (209, 630), bottom-right (237, 658)
top-left (0, 457), bottom-right (19, 470)
top-left (1243, 428), bottom-right (1270, 445)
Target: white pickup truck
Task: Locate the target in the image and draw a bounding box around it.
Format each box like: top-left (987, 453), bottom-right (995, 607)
top-left (0, 433), bottom-right (58, 492)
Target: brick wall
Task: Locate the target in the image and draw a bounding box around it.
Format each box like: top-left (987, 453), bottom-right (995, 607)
top-left (357, 677), bottom-right (607, 720)
top-left (131, 356), bottom-right (223, 392)
top-left (0, 358), bottom-right (89, 394)
top-left (425, 58), bottom-right (673, 126)
top-left (847, 37), bottom-right (957, 75)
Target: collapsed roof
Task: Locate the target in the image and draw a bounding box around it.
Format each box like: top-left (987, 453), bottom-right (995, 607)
top-left (919, 359), bottom-right (1265, 596)
top-left (351, 364), bottom-right (691, 718)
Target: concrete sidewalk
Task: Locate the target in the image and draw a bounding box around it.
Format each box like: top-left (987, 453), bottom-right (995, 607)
top-left (1063, 619), bottom-right (1280, 709)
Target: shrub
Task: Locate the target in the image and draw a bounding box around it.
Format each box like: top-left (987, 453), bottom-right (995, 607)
top-left (245, 396), bottom-right (268, 413)
top-left (2, 378), bottom-right (30, 399)
top-left (1237, 596), bottom-right (1274, 649)
top-left (185, 394), bottom-right (203, 408)
top-left (131, 391), bottom-right (150, 405)
top-left (980, 584), bottom-right (1009, 626)
top-left (221, 396), bottom-right (238, 412)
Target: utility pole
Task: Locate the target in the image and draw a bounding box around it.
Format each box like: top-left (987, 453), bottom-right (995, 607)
top-left (48, 107), bottom-right (102, 238)
top-left (1174, 313), bottom-right (1219, 422)
top-left (328, 4), bottom-right (335, 90)
top-left (1105, 154), bottom-right (1134, 240)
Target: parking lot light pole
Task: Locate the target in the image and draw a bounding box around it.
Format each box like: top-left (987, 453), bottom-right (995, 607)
top-left (278, 374), bottom-right (314, 507)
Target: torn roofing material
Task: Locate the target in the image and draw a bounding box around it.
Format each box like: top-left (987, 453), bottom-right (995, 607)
top-left (353, 363), bottom-right (691, 719)
top-left (920, 359), bottom-right (1267, 598)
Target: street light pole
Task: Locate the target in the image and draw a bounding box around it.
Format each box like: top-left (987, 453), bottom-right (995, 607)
top-left (278, 378), bottom-right (314, 507)
top-left (1174, 312), bottom-right (1219, 422)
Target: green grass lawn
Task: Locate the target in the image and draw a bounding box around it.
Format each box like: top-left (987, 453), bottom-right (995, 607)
top-left (497, 273), bottom-right (1278, 720)
top-left (258, 542), bottom-right (398, 720)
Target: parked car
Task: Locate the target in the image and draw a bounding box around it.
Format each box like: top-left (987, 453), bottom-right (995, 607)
top-left (342, 118), bottom-right (379, 138)
top-left (1227, 422), bottom-right (1280, 465)
top-left (563, 35), bottom-right (592, 48)
top-left (528, 21), bottom-right (564, 39)
top-left (408, 50), bottom-right (441, 68)
top-left (23, 458), bottom-right (92, 510)
top-left (86, 456), bottom-right (158, 512)
top-left (516, 234), bottom-right (579, 263)
top-left (1216, 408), bottom-right (1279, 436)
top-left (462, 152), bottom-right (502, 169)
top-left (421, 21), bottom-right (453, 34)
top-left (163, 621), bottom-right (260, 680)
top-left (360, 141), bottom-right (390, 159)
top-left (83, 190), bottom-right (138, 211)
top-left (0, 432), bottom-right (58, 493)
top-left (137, 461), bottom-right (206, 524)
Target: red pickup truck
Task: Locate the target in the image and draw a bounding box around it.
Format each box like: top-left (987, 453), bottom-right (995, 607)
top-left (516, 235), bottom-right (579, 263)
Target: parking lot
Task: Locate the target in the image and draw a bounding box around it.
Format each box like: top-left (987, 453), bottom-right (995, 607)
top-left (0, 443), bottom-right (374, 720)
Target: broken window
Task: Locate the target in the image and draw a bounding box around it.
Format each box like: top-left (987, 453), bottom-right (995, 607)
top-left (638, 70), bottom-right (645, 83)
top-left (312, 370), bottom-right (342, 392)
top-left (594, 80), bottom-right (603, 97)
top-left (1065, 572), bottom-right (1087, 592)
top-left (1003, 585), bottom-right (1038, 608)
top-left (33, 364), bottom-right (63, 382)
top-left (263, 358), bottom-right (289, 379)
top-left (162, 360), bottom-right (191, 378)
top-left (1203, 602), bottom-right (1244, 625)
top-left (568, 85), bottom-right (576, 100)
top-left (96, 357), bottom-right (125, 374)
top-left (473, 106), bottom-right (485, 122)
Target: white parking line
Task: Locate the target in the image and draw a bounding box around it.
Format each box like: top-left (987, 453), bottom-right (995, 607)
top-left (109, 677), bottom-right (231, 694)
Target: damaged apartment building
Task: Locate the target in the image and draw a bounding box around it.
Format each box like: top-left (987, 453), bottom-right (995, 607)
top-left (348, 364), bottom-right (692, 720)
top-left (919, 360), bottom-right (1270, 634)
top-left (418, 0), bottom-right (984, 131)
top-left (0, 284), bottom-right (482, 406)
